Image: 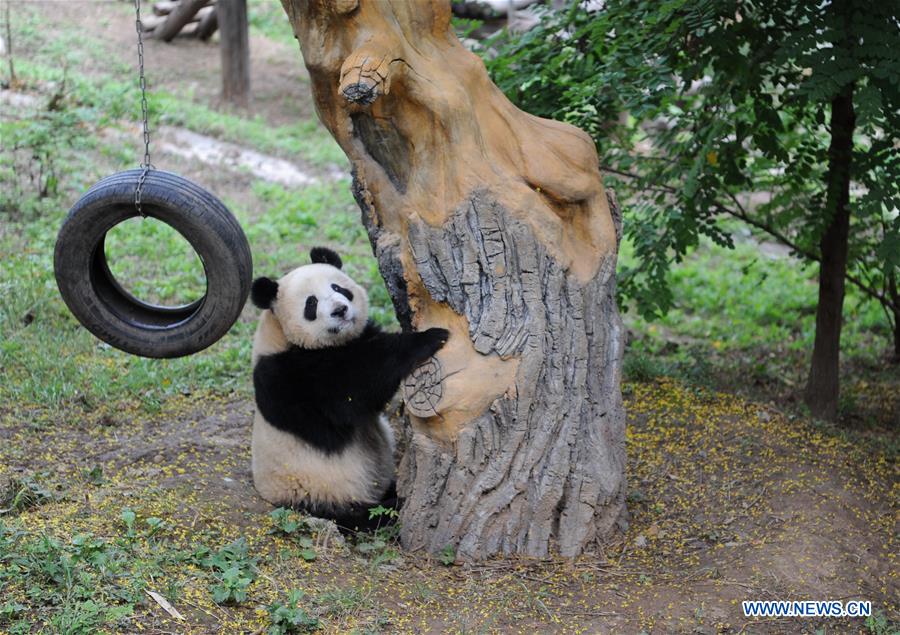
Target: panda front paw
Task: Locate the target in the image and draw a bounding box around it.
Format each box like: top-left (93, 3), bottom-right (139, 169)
top-left (419, 327), bottom-right (450, 359)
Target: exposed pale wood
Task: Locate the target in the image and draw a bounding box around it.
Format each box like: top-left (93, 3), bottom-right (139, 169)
top-left (153, 0), bottom-right (212, 16)
top-left (152, 1), bottom-right (180, 16)
top-left (154, 0), bottom-right (207, 41)
top-left (138, 13), bottom-right (167, 32)
top-left (281, 0), bottom-right (626, 559)
top-left (218, 0), bottom-right (249, 106)
top-left (196, 5), bottom-right (218, 41)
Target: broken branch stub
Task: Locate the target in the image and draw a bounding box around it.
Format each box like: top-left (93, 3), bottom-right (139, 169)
top-left (281, 0), bottom-right (626, 559)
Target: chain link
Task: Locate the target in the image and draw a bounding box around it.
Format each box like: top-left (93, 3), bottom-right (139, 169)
top-left (134, 0), bottom-right (152, 217)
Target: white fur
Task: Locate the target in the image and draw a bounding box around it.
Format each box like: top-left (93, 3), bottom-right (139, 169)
top-left (251, 262), bottom-right (393, 508)
top-left (271, 263), bottom-right (368, 350)
top-left (252, 411), bottom-right (395, 507)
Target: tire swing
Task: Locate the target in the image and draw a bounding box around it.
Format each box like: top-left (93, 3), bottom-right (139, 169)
top-left (54, 0), bottom-right (251, 359)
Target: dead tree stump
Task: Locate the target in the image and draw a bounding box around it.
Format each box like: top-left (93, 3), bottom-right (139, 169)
top-left (281, 0), bottom-right (626, 559)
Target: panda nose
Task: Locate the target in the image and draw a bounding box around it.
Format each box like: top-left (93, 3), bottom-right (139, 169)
top-left (331, 305), bottom-right (348, 318)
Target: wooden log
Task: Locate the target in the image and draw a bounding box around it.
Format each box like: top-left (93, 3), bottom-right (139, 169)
top-left (218, 0), bottom-right (249, 106)
top-left (138, 13), bottom-right (167, 32)
top-left (152, 0), bottom-right (179, 16)
top-left (153, 0), bottom-right (212, 16)
top-left (281, 0), bottom-right (625, 560)
top-left (154, 0), bottom-right (207, 42)
top-left (196, 5), bottom-right (218, 41)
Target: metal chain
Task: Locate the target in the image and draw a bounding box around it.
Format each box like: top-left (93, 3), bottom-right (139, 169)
top-left (133, 0), bottom-right (152, 217)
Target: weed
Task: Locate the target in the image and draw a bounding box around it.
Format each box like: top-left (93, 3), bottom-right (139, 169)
top-left (270, 507), bottom-right (307, 535)
top-left (318, 587), bottom-right (370, 619)
top-left (354, 506), bottom-right (401, 566)
top-left (199, 538), bottom-right (259, 605)
top-left (0, 76), bottom-right (85, 214)
top-left (0, 475), bottom-right (53, 515)
top-left (623, 351), bottom-right (663, 382)
top-left (211, 566), bottom-right (254, 604)
top-left (865, 610), bottom-right (899, 635)
top-left (267, 589), bottom-right (321, 634)
top-left (439, 544), bottom-right (456, 566)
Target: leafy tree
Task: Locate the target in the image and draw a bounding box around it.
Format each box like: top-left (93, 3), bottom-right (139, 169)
top-left (482, 0), bottom-right (899, 419)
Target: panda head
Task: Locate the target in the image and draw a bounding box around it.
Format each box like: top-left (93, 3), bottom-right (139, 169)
top-left (251, 247), bottom-right (369, 349)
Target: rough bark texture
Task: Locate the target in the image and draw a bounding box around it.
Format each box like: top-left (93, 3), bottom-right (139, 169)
top-left (805, 85), bottom-right (855, 421)
top-left (281, 0), bottom-right (626, 559)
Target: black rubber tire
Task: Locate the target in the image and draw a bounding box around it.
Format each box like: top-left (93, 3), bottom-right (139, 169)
top-left (54, 169), bottom-right (252, 358)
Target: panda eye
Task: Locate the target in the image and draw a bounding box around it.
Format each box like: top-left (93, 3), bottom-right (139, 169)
top-left (331, 283), bottom-right (354, 302)
top-left (303, 296), bottom-right (318, 321)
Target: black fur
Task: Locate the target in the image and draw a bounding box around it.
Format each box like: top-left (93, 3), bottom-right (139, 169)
top-left (253, 321), bottom-right (449, 455)
top-left (304, 296), bottom-right (318, 321)
top-left (310, 246), bottom-right (343, 269)
top-left (331, 283), bottom-right (353, 302)
top-left (251, 277), bottom-right (279, 309)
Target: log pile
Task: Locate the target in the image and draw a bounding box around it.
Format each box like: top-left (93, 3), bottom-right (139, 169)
top-left (139, 0), bottom-right (218, 41)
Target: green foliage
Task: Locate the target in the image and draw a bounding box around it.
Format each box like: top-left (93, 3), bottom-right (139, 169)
top-left (0, 475), bottom-right (53, 515)
top-left (248, 0), bottom-right (297, 44)
top-left (270, 507), bottom-right (306, 535)
top-left (198, 538), bottom-right (259, 604)
top-left (482, 0), bottom-right (899, 343)
top-left (367, 504), bottom-right (399, 522)
top-left (438, 544), bottom-right (456, 566)
top-left (0, 78), bottom-right (88, 216)
top-left (0, 524), bottom-right (141, 631)
top-left (355, 507), bottom-right (401, 566)
top-left (212, 566), bottom-right (255, 604)
top-left (267, 590), bottom-right (321, 634)
top-left (268, 508), bottom-right (318, 561)
top-left (865, 610), bottom-right (899, 635)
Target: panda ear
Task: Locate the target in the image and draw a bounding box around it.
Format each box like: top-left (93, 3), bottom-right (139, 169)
top-left (251, 277), bottom-right (279, 310)
top-left (310, 246), bottom-right (343, 269)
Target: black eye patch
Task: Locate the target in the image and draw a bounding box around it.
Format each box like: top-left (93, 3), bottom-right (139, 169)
top-left (304, 296), bottom-right (318, 321)
top-left (331, 283), bottom-right (354, 302)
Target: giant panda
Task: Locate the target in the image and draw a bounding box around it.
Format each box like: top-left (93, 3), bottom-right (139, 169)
top-left (249, 246), bottom-right (449, 531)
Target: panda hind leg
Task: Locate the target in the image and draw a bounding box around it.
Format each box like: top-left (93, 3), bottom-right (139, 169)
top-left (292, 487), bottom-right (401, 536)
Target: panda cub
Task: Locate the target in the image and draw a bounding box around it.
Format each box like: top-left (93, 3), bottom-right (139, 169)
top-left (250, 246), bottom-right (449, 530)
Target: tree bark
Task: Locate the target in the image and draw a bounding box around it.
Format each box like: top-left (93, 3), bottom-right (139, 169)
top-left (281, 0), bottom-right (626, 559)
top-left (196, 6), bottom-right (218, 41)
top-left (218, 0), bottom-right (249, 107)
top-left (888, 270), bottom-right (899, 362)
top-left (804, 85), bottom-right (855, 420)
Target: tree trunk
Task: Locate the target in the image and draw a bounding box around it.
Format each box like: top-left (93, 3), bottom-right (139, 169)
top-left (218, 0), bottom-right (249, 107)
top-left (889, 271), bottom-right (899, 362)
top-left (281, 0), bottom-right (626, 559)
top-left (804, 85), bottom-right (855, 420)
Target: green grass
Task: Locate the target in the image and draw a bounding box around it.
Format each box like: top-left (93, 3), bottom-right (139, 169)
top-left (248, 0), bottom-right (299, 44)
